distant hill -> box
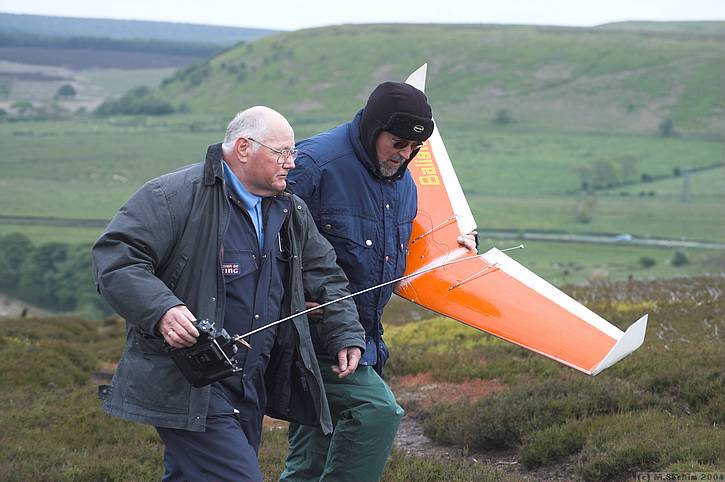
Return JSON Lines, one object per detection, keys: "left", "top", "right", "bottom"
{"left": 0, "top": 31, "right": 224, "bottom": 69}
{"left": 0, "top": 31, "right": 223, "bottom": 57}
{"left": 156, "top": 22, "right": 725, "bottom": 137}
{"left": 0, "top": 12, "right": 279, "bottom": 45}
{"left": 0, "top": 12, "right": 281, "bottom": 69}
{"left": 596, "top": 21, "right": 725, "bottom": 37}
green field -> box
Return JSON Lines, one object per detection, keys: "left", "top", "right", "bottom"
{"left": 80, "top": 67, "right": 178, "bottom": 98}
{"left": 1, "top": 116, "right": 723, "bottom": 234}
{"left": 0, "top": 57, "right": 183, "bottom": 108}
{"left": 1, "top": 123, "right": 722, "bottom": 287}
{"left": 494, "top": 239, "right": 725, "bottom": 284}
{"left": 0, "top": 22, "right": 723, "bottom": 305}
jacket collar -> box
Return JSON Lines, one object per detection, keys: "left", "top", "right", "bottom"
{"left": 203, "top": 143, "right": 225, "bottom": 186}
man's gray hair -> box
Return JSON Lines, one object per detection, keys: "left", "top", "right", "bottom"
{"left": 222, "top": 109, "right": 267, "bottom": 153}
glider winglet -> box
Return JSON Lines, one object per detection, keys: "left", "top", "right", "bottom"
{"left": 405, "top": 63, "right": 428, "bottom": 91}
{"left": 591, "top": 315, "right": 648, "bottom": 375}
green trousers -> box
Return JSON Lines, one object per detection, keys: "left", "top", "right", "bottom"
{"left": 280, "top": 363, "right": 404, "bottom": 482}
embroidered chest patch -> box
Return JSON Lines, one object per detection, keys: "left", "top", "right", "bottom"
{"left": 222, "top": 263, "right": 240, "bottom": 276}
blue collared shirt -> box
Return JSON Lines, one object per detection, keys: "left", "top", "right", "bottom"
{"left": 223, "top": 161, "right": 264, "bottom": 249}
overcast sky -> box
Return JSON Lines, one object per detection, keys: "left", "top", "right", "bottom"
{"left": 1, "top": 0, "right": 724, "bottom": 30}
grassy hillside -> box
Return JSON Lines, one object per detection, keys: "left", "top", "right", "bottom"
{"left": 158, "top": 23, "right": 725, "bottom": 136}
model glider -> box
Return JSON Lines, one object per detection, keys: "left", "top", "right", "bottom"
{"left": 395, "top": 64, "right": 647, "bottom": 375}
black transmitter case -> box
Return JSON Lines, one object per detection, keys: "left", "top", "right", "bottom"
{"left": 167, "top": 319, "right": 242, "bottom": 388}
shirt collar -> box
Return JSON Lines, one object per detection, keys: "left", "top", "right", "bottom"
{"left": 223, "top": 161, "right": 262, "bottom": 211}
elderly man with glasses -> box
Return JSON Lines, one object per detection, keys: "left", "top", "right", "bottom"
{"left": 92, "top": 106, "right": 365, "bottom": 481}
{"left": 281, "top": 82, "right": 477, "bottom": 481}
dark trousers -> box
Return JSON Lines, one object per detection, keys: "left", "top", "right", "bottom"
{"left": 156, "top": 381, "right": 265, "bottom": 482}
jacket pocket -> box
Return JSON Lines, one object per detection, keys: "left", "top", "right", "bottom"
{"left": 137, "top": 332, "right": 166, "bottom": 355}
{"left": 319, "top": 213, "right": 377, "bottom": 269}
{"left": 125, "top": 344, "right": 190, "bottom": 413}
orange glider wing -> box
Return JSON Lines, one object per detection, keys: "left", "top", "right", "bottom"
{"left": 395, "top": 65, "right": 646, "bottom": 375}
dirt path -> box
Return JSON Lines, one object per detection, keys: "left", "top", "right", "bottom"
{"left": 391, "top": 373, "right": 504, "bottom": 459}
{"left": 0, "top": 293, "right": 49, "bottom": 319}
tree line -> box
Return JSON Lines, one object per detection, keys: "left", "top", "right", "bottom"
{"left": 95, "top": 85, "right": 180, "bottom": 116}
{"left": 0, "top": 31, "right": 221, "bottom": 58}
{"left": 0, "top": 233, "right": 111, "bottom": 318}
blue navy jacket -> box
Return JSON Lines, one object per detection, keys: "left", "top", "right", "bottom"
{"left": 288, "top": 111, "right": 417, "bottom": 372}
{"left": 211, "top": 190, "right": 289, "bottom": 449}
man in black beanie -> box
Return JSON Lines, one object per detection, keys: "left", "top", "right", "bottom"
{"left": 358, "top": 81, "right": 434, "bottom": 178}
{"left": 281, "top": 80, "right": 476, "bottom": 481}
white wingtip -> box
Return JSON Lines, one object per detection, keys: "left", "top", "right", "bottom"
{"left": 591, "top": 314, "right": 648, "bottom": 375}
{"left": 405, "top": 63, "right": 428, "bottom": 92}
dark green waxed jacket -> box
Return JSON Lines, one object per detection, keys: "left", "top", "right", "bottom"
{"left": 92, "top": 143, "right": 364, "bottom": 433}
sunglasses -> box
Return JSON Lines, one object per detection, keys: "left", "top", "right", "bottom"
{"left": 391, "top": 138, "right": 424, "bottom": 151}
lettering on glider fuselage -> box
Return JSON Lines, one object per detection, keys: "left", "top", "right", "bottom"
{"left": 412, "top": 146, "right": 440, "bottom": 186}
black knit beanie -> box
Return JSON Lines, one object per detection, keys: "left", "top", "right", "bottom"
{"left": 359, "top": 81, "right": 434, "bottom": 178}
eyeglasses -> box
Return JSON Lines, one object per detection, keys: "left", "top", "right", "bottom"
{"left": 391, "top": 138, "right": 423, "bottom": 151}
{"left": 248, "top": 137, "right": 298, "bottom": 165}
